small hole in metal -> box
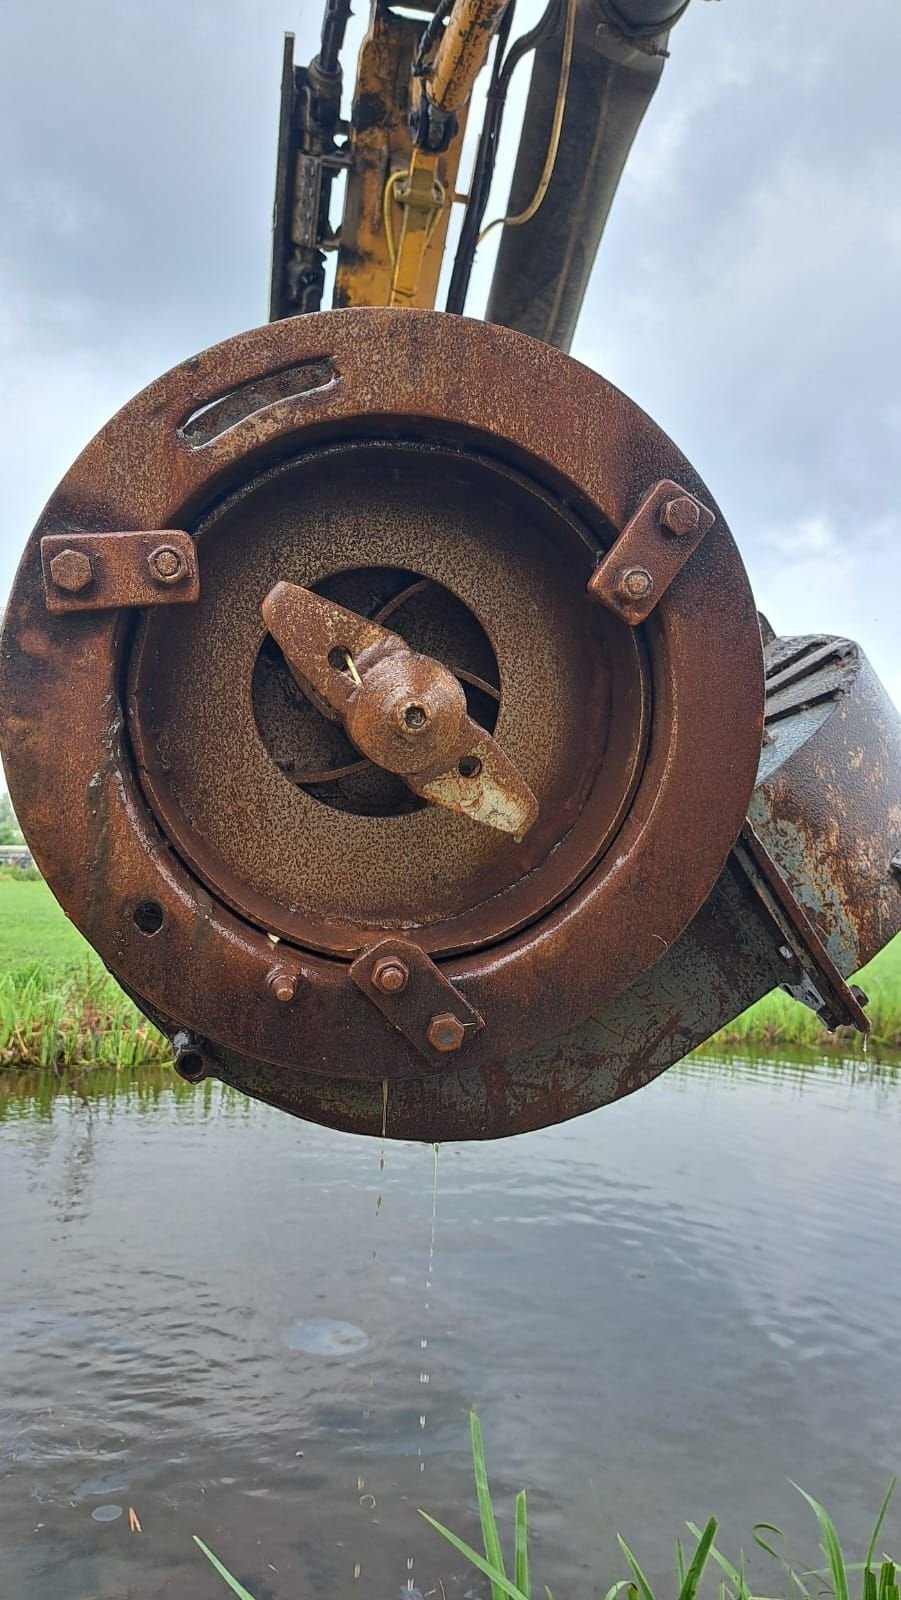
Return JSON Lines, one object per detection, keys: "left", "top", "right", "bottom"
{"left": 404, "top": 703, "right": 427, "bottom": 729}
{"left": 328, "top": 646, "right": 350, "bottom": 671}
{"left": 133, "top": 901, "right": 164, "bottom": 935}
{"left": 458, "top": 756, "right": 482, "bottom": 779}
{"left": 176, "top": 1051, "right": 206, "bottom": 1082}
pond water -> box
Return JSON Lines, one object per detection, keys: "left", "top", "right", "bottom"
{"left": 1, "top": 1052, "right": 900, "bottom": 1600}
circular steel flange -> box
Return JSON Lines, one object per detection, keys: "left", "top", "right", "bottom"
{"left": 0, "top": 308, "right": 764, "bottom": 1136}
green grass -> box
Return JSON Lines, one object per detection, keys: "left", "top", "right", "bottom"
{"left": 0, "top": 875, "right": 897, "bottom": 1072}
{"left": 0, "top": 878, "right": 166, "bottom": 1071}
{"left": 0, "top": 965, "right": 167, "bottom": 1071}
{"left": 193, "top": 1416, "right": 899, "bottom": 1600}
{"left": 706, "top": 936, "right": 901, "bottom": 1055}
{"left": 0, "top": 875, "right": 97, "bottom": 971}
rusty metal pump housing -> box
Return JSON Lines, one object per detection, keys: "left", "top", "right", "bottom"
{"left": 2, "top": 309, "right": 899, "bottom": 1139}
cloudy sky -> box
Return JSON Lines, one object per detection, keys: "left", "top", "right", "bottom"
{"left": 1, "top": 0, "right": 899, "bottom": 707}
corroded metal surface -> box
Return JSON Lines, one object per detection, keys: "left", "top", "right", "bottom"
{"left": 41, "top": 531, "right": 198, "bottom": 613}
{"left": 734, "top": 820, "right": 870, "bottom": 1034}
{"left": 1, "top": 307, "right": 772, "bottom": 1134}
{"left": 751, "top": 639, "right": 901, "bottom": 976}
{"left": 333, "top": 4, "right": 468, "bottom": 313}
{"left": 208, "top": 638, "right": 901, "bottom": 1139}
{"left": 350, "top": 937, "right": 484, "bottom": 1063}
{"left": 587, "top": 478, "right": 714, "bottom": 625}
{"left": 262, "top": 581, "right": 539, "bottom": 833}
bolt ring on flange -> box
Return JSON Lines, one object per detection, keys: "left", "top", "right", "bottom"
{"left": 0, "top": 308, "right": 763, "bottom": 1134}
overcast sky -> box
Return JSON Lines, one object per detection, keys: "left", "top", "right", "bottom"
{"left": 1, "top": 0, "right": 899, "bottom": 709}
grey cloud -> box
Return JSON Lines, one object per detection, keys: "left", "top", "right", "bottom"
{"left": 1, "top": 0, "right": 898, "bottom": 702}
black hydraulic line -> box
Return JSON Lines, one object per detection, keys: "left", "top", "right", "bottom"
{"left": 484, "top": 0, "right": 692, "bottom": 351}
{"left": 318, "top": 0, "right": 353, "bottom": 76}
{"left": 598, "top": 0, "right": 691, "bottom": 35}
{"left": 446, "top": 0, "right": 565, "bottom": 316}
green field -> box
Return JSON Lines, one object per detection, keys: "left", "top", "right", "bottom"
{"left": 0, "top": 876, "right": 167, "bottom": 1071}
{"left": 0, "top": 876, "right": 898, "bottom": 1072}
{"left": 0, "top": 874, "right": 98, "bottom": 969}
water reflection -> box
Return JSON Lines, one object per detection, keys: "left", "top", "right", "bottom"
{"left": 0, "top": 1052, "right": 899, "bottom": 1599}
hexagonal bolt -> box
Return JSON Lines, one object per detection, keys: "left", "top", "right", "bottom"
{"left": 49, "top": 548, "right": 94, "bottom": 594}
{"left": 660, "top": 496, "right": 701, "bottom": 537}
{"left": 426, "top": 1011, "right": 466, "bottom": 1053}
{"left": 615, "top": 566, "right": 653, "bottom": 604}
{"left": 148, "top": 544, "right": 188, "bottom": 585}
{"left": 371, "top": 957, "right": 409, "bottom": 995}
{"left": 267, "top": 968, "right": 298, "bottom": 1004}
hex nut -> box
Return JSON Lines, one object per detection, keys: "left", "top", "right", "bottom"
{"left": 148, "top": 544, "right": 188, "bottom": 585}
{"left": 426, "top": 1011, "right": 466, "bottom": 1053}
{"left": 371, "top": 957, "right": 409, "bottom": 995}
{"left": 616, "top": 566, "right": 653, "bottom": 603}
{"left": 49, "top": 548, "right": 94, "bottom": 593}
{"left": 661, "top": 496, "right": 701, "bottom": 537}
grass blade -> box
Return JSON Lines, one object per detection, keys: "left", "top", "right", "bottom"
{"left": 419, "top": 1512, "right": 528, "bottom": 1600}
{"left": 616, "top": 1533, "right": 657, "bottom": 1600}
{"left": 471, "top": 1410, "right": 508, "bottom": 1600}
{"left": 753, "top": 1524, "right": 788, "bottom": 1563}
{"left": 679, "top": 1516, "right": 718, "bottom": 1600}
{"left": 791, "top": 1484, "right": 849, "bottom": 1600}
{"left": 193, "top": 1536, "right": 259, "bottom": 1600}
{"left": 865, "top": 1570, "right": 878, "bottom": 1600}
{"left": 687, "top": 1521, "right": 750, "bottom": 1599}
{"left": 867, "top": 1482, "right": 897, "bottom": 1573}
{"left": 514, "top": 1488, "right": 530, "bottom": 1598}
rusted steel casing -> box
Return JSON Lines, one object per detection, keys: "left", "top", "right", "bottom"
{"left": 1, "top": 307, "right": 898, "bottom": 1140}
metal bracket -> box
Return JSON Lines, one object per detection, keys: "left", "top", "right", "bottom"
{"left": 587, "top": 478, "right": 715, "bottom": 625}
{"left": 734, "top": 821, "right": 870, "bottom": 1033}
{"left": 292, "top": 149, "right": 352, "bottom": 252}
{"left": 41, "top": 531, "right": 199, "bottom": 614}
{"left": 350, "top": 937, "right": 484, "bottom": 1064}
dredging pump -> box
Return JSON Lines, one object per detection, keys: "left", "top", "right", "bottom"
{"left": 2, "top": 0, "right": 899, "bottom": 1140}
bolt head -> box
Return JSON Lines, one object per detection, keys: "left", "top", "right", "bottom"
{"left": 372, "top": 957, "right": 409, "bottom": 995}
{"left": 397, "top": 701, "right": 429, "bottom": 735}
{"left": 616, "top": 566, "right": 653, "bottom": 603}
{"left": 426, "top": 1011, "right": 466, "bottom": 1053}
{"left": 49, "top": 548, "right": 94, "bottom": 593}
{"left": 267, "top": 969, "right": 297, "bottom": 1004}
{"left": 148, "top": 544, "right": 188, "bottom": 585}
{"left": 661, "top": 496, "right": 701, "bottom": 537}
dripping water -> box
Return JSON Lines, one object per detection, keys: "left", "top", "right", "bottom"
{"left": 355, "top": 1080, "right": 390, "bottom": 1584}
{"left": 407, "top": 1142, "right": 440, "bottom": 1594}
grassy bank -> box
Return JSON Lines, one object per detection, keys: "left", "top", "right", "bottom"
{"left": 0, "top": 876, "right": 898, "bottom": 1072}
{"left": 703, "top": 935, "right": 901, "bottom": 1054}
{"left": 0, "top": 877, "right": 168, "bottom": 1071}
